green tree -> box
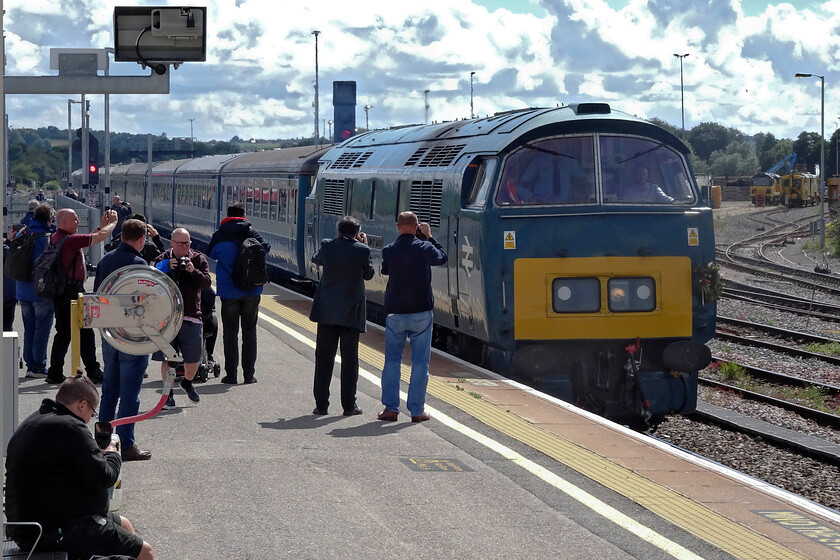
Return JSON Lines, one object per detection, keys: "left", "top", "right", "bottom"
{"left": 792, "top": 131, "right": 823, "bottom": 172}
{"left": 708, "top": 140, "right": 759, "bottom": 176}
{"left": 687, "top": 122, "right": 734, "bottom": 161}
{"left": 759, "top": 139, "right": 795, "bottom": 173}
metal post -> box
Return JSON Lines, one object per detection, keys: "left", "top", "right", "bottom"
{"left": 470, "top": 71, "right": 475, "bottom": 119}
{"left": 312, "top": 30, "right": 320, "bottom": 148}
{"left": 188, "top": 118, "right": 195, "bottom": 154}
{"left": 146, "top": 134, "right": 153, "bottom": 226}
{"left": 364, "top": 105, "right": 372, "bottom": 130}
{"left": 673, "top": 53, "right": 689, "bottom": 137}
{"left": 67, "top": 99, "right": 72, "bottom": 190}
{"left": 103, "top": 50, "right": 110, "bottom": 210}
{"left": 81, "top": 95, "right": 88, "bottom": 193}
{"left": 820, "top": 75, "right": 825, "bottom": 250}
{"left": 424, "top": 89, "right": 430, "bottom": 124}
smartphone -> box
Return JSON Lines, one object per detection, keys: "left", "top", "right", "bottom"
{"left": 94, "top": 421, "right": 113, "bottom": 449}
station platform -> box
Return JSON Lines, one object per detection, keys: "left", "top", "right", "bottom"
{"left": 11, "top": 282, "right": 840, "bottom": 559}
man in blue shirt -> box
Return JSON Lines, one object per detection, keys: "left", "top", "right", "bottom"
{"left": 377, "top": 212, "right": 447, "bottom": 423}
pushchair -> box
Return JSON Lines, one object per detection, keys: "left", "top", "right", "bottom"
{"left": 193, "top": 287, "right": 220, "bottom": 383}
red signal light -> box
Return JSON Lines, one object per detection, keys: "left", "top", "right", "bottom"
{"left": 89, "top": 164, "right": 98, "bottom": 174}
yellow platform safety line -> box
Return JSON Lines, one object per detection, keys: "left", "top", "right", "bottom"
{"left": 258, "top": 295, "right": 805, "bottom": 560}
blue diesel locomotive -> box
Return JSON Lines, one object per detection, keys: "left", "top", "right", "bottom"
{"left": 105, "top": 103, "right": 716, "bottom": 426}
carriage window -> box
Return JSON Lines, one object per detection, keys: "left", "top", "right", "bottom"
{"left": 600, "top": 136, "right": 695, "bottom": 205}
{"left": 290, "top": 189, "right": 297, "bottom": 224}
{"left": 496, "top": 137, "right": 595, "bottom": 205}
{"left": 261, "top": 188, "right": 270, "bottom": 219}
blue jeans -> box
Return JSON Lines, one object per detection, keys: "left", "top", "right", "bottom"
{"left": 20, "top": 298, "right": 54, "bottom": 373}
{"left": 380, "top": 311, "right": 434, "bottom": 416}
{"left": 99, "top": 340, "right": 150, "bottom": 450}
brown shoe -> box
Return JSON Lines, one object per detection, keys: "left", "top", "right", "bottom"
{"left": 411, "top": 412, "right": 431, "bottom": 423}
{"left": 377, "top": 409, "right": 398, "bottom": 421}
{"left": 122, "top": 445, "right": 152, "bottom": 461}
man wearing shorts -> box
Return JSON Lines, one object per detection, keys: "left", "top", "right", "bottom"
{"left": 154, "top": 228, "right": 211, "bottom": 406}
{"left": 5, "top": 376, "right": 156, "bottom": 559}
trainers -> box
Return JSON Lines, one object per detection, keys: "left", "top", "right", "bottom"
{"left": 25, "top": 371, "right": 47, "bottom": 379}
{"left": 163, "top": 395, "right": 176, "bottom": 409}
{"left": 180, "top": 378, "right": 200, "bottom": 403}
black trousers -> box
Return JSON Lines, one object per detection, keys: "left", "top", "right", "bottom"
{"left": 220, "top": 295, "right": 260, "bottom": 380}
{"left": 48, "top": 283, "right": 100, "bottom": 378}
{"left": 313, "top": 323, "right": 360, "bottom": 412}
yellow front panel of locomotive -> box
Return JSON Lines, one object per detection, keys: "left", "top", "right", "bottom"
{"left": 513, "top": 257, "right": 693, "bottom": 340}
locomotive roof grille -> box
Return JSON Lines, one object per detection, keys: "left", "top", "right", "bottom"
{"left": 330, "top": 150, "right": 374, "bottom": 170}
{"left": 405, "top": 144, "right": 467, "bottom": 167}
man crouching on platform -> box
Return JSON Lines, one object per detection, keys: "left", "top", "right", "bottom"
{"left": 4, "top": 375, "right": 157, "bottom": 559}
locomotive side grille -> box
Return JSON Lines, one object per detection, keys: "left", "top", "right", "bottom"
{"left": 417, "top": 144, "right": 466, "bottom": 167}
{"left": 405, "top": 147, "right": 428, "bottom": 166}
{"left": 409, "top": 179, "right": 443, "bottom": 226}
{"left": 322, "top": 179, "right": 345, "bottom": 215}
{"left": 352, "top": 151, "right": 375, "bottom": 168}
{"left": 331, "top": 152, "right": 362, "bottom": 170}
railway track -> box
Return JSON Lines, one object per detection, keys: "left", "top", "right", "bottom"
{"left": 701, "top": 358, "right": 840, "bottom": 427}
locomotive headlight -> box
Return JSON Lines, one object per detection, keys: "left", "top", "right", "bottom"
{"left": 608, "top": 277, "right": 656, "bottom": 312}
{"left": 551, "top": 277, "right": 600, "bottom": 313}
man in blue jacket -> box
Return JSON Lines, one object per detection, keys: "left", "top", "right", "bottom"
{"left": 309, "top": 216, "right": 374, "bottom": 416}
{"left": 93, "top": 219, "right": 154, "bottom": 462}
{"left": 207, "top": 202, "right": 269, "bottom": 385}
{"left": 377, "top": 211, "right": 447, "bottom": 423}
{"left": 15, "top": 204, "right": 54, "bottom": 377}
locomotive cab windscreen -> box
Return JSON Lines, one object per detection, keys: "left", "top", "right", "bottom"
{"left": 496, "top": 135, "right": 696, "bottom": 206}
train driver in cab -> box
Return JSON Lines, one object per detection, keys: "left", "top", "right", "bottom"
{"left": 618, "top": 164, "right": 674, "bottom": 203}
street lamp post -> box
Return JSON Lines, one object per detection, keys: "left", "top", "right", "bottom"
{"left": 835, "top": 120, "right": 839, "bottom": 177}
{"left": 424, "top": 89, "right": 430, "bottom": 124}
{"left": 328, "top": 120, "right": 333, "bottom": 141}
{"left": 312, "top": 30, "right": 320, "bottom": 147}
{"left": 673, "top": 53, "right": 689, "bottom": 137}
{"left": 364, "top": 105, "right": 372, "bottom": 130}
{"left": 67, "top": 98, "right": 81, "bottom": 191}
{"left": 470, "top": 71, "right": 475, "bottom": 119}
{"left": 795, "top": 72, "right": 826, "bottom": 252}
{"left": 188, "top": 118, "right": 195, "bottom": 154}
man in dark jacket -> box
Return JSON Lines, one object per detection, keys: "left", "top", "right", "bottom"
{"left": 153, "top": 227, "right": 211, "bottom": 406}
{"left": 93, "top": 219, "right": 154, "bottom": 462}
{"left": 309, "top": 216, "right": 374, "bottom": 416}
{"left": 15, "top": 204, "right": 54, "bottom": 375}
{"left": 377, "top": 212, "right": 447, "bottom": 423}
{"left": 207, "top": 202, "right": 269, "bottom": 385}
{"left": 5, "top": 376, "right": 156, "bottom": 559}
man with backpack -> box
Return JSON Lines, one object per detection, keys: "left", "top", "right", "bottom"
{"left": 12, "top": 204, "right": 54, "bottom": 377}
{"left": 207, "top": 202, "right": 269, "bottom": 385}
{"left": 45, "top": 208, "right": 117, "bottom": 385}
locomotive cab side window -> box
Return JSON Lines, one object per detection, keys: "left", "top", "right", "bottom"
{"left": 467, "top": 158, "right": 497, "bottom": 209}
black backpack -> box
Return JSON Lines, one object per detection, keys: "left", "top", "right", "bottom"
{"left": 5, "top": 227, "right": 49, "bottom": 281}
{"left": 33, "top": 236, "right": 71, "bottom": 298}
{"left": 233, "top": 236, "right": 268, "bottom": 290}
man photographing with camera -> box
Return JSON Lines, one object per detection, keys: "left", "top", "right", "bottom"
{"left": 153, "top": 228, "right": 211, "bottom": 407}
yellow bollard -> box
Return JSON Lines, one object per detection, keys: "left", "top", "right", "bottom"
{"left": 70, "top": 296, "right": 84, "bottom": 376}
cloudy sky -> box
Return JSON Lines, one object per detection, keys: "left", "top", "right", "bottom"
{"left": 3, "top": 0, "right": 839, "bottom": 143}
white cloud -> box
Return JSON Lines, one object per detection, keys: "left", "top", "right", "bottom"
{"left": 2, "top": 0, "right": 840, "bottom": 142}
